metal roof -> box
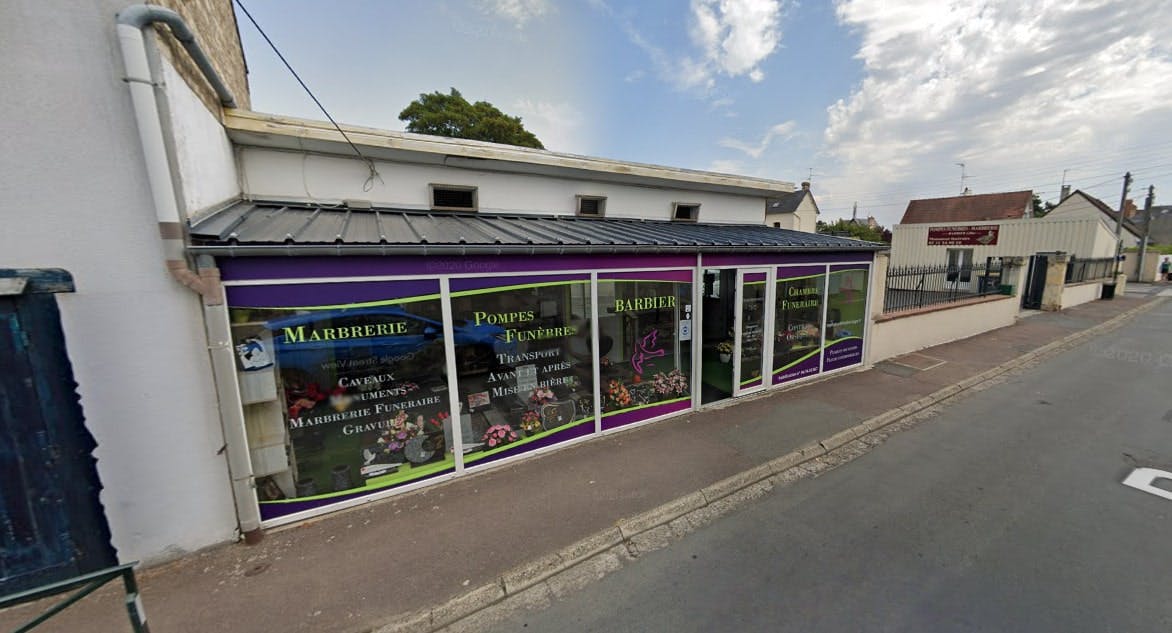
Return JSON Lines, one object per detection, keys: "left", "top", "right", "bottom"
{"left": 187, "top": 201, "right": 885, "bottom": 256}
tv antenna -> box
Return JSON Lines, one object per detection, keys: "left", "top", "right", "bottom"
{"left": 956, "top": 162, "right": 969, "bottom": 194}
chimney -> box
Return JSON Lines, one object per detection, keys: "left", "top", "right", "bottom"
{"left": 801, "top": 181, "right": 810, "bottom": 191}
{"left": 1060, "top": 184, "right": 1070, "bottom": 200}
{"left": 1124, "top": 199, "right": 1138, "bottom": 218}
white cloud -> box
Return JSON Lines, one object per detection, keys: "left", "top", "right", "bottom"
{"left": 590, "top": 0, "right": 784, "bottom": 92}
{"left": 720, "top": 121, "right": 797, "bottom": 158}
{"left": 819, "top": 0, "right": 1172, "bottom": 226}
{"left": 685, "top": 0, "right": 784, "bottom": 86}
{"left": 511, "top": 99, "right": 589, "bottom": 153}
{"left": 480, "top": 0, "right": 550, "bottom": 28}
{"left": 708, "top": 159, "right": 745, "bottom": 174}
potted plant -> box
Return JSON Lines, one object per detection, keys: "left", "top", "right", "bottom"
{"left": 518, "top": 410, "right": 542, "bottom": 436}
{"left": 717, "top": 340, "right": 734, "bottom": 363}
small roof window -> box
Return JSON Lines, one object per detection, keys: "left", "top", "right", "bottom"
{"left": 430, "top": 184, "right": 478, "bottom": 211}
{"left": 672, "top": 202, "right": 700, "bottom": 222}
{"left": 577, "top": 195, "right": 606, "bottom": 217}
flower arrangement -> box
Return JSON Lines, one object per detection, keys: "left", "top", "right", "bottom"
{"left": 426, "top": 410, "right": 449, "bottom": 432}
{"left": 716, "top": 341, "right": 734, "bottom": 354}
{"left": 651, "top": 369, "right": 689, "bottom": 397}
{"left": 606, "top": 379, "right": 631, "bottom": 408}
{"left": 529, "top": 387, "right": 555, "bottom": 405}
{"left": 482, "top": 424, "right": 519, "bottom": 448}
{"left": 376, "top": 410, "right": 418, "bottom": 454}
{"left": 519, "top": 410, "right": 543, "bottom": 434}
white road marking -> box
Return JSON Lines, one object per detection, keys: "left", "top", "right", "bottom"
{"left": 1122, "top": 468, "right": 1172, "bottom": 501}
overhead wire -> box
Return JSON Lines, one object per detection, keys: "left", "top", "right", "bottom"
{"left": 233, "top": 0, "right": 384, "bottom": 191}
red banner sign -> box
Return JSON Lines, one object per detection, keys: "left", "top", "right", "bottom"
{"left": 927, "top": 225, "right": 999, "bottom": 246}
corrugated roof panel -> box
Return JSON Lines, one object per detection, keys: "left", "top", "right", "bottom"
{"left": 189, "top": 201, "right": 884, "bottom": 252}
{"left": 342, "top": 211, "right": 381, "bottom": 243}
{"left": 294, "top": 209, "right": 349, "bottom": 243}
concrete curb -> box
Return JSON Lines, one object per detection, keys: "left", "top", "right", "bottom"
{"left": 372, "top": 297, "right": 1163, "bottom": 633}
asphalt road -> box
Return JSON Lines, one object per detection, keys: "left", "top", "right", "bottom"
{"left": 484, "top": 302, "right": 1172, "bottom": 633}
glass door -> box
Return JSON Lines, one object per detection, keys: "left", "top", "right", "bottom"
{"left": 700, "top": 268, "right": 736, "bottom": 405}
{"left": 734, "top": 269, "right": 769, "bottom": 396}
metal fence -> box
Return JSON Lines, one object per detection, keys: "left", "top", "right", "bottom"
{"left": 884, "top": 259, "right": 1005, "bottom": 313}
{"left": 1064, "top": 256, "right": 1115, "bottom": 284}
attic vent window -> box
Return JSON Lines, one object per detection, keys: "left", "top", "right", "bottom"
{"left": 672, "top": 202, "right": 700, "bottom": 222}
{"left": 577, "top": 195, "right": 606, "bottom": 217}
{"left": 430, "top": 184, "right": 478, "bottom": 211}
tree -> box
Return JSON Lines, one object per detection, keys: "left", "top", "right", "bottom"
{"left": 399, "top": 88, "right": 544, "bottom": 149}
{"left": 817, "top": 218, "right": 888, "bottom": 243}
{"left": 1031, "top": 194, "right": 1055, "bottom": 218}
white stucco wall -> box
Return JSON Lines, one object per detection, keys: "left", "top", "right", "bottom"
{"left": 159, "top": 60, "right": 239, "bottom": 217}
{"left": 238, "top": 148, "right": 771, "bottom": 223}
{"left": 1, "top": 2, "right": 237, "bottom": 563}
{"left": 890, "top": 217, "right": 1110, "bottom": 267}
{"left": 1060, "top": 282, "right": 1103, "bottom": 308}
{"left": 870, "top": 295, "right": 1021, "bottom": 362}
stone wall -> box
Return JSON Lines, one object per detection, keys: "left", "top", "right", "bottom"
{"left": 153, "top": 0, "right": 250, "bottom": 115}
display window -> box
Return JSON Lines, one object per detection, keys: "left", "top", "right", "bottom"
{"left": 822, "top": 265, "right": 869, "bottom": 371}
{"left": 773, "top": 267, "right": 827, "bottom": 385}
{"left": 597, "top": 271, "right": 694, "bottom": 430}
{"left": 448, "top": 274, "right": 595, "bottom": 466}
{"left": 226, "top": 280, "right": 454, "bottom": 521}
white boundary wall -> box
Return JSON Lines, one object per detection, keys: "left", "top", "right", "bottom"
{"left": 870, "top": 296, "right": 1021, "bottom": 363}
{"left": 1060, "top": 282, "right": 1103, "bottom": 309}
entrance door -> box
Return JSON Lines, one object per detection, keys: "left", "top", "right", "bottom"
{"left": 733, "top": 269, "right": 769, "bottom": 396}
{"left": 700, "top": 268, "right": 736, "bottom": 405}
{"left": 0, "top": 271, "right": 115, "bottom": 594}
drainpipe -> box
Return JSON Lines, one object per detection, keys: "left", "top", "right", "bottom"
{"left": 116, "top": 5, "right": 263, "bottom": 544}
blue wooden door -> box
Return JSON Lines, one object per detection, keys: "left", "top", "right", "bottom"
{"left": 0, "top": 271, "right": 115, "bottom": 595}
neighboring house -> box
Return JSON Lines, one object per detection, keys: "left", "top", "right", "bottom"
{"left": 1, "top": 1, "right": 881, "bottom": 570}
{"left": 890, "top": 189, "right": 1138, "bottom": 269}
{"left": 1045, "top": 189, "right": 1144, "bottom": 243}
{"left": 765, "top": 181, "right": 819, "bottom": 232}
{"left": 1133, "top": 205, "right": 1172, "bottom": 244}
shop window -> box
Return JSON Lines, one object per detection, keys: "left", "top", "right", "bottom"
{"left": 448, "top": 275, "right": 595, "bottom": 466}
{"left": 577, "top": 195, "right": 606, "bottom": 217}
{"left": 227, "top": 280, "right": 454, "bottom": 522}
{"left": 672, "top": 202, "right": 700, "bottom": 222}
{"left": 773, "top": 268, "right": 826, "bottom": 385}
{"left": 597, "top": 272, "right": 694, "bottom": 430}
{"left": 430, "top": 184, "right": 478, "bottom": 211}
{"left": 823, "top": 265, "right": 869, "bottom": 372}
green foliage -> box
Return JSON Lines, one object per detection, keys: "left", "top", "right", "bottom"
{"left": 1032, "top": 194, "right": 1055, "bottom": 217}
{"left": 817, "top": 218, "right": 888, "bottom": 243}
{"left": 399, "top": 88, "right": 544, "bottom": 149}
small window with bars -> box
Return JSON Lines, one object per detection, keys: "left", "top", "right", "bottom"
{"left": 576, "top": 195, "right": 606, "bottom": 217}
{"left": 430, "top": 184, "right": 478, "bottom": 211}
{"left": 672, "top": 202, "right": 700, "bottom": 221}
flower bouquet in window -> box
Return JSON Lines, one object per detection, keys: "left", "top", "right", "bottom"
{"left": 651, "top": 369, "right": 689, "bottom": 398}
{"left": 374, "top": 410, "right": 418, "bottom": 460}
{"left": 717, "top": 341, "right": 734, "bottom": 363}
{"left": 482, "top": 424, "right": 519, "bottom": 448}
{"left": 529, "top": 387, "right": 556, "bottom": 406}
{"left": 518, "top": 410, "right": 543, "bottom": 435}
{"left": 605, "top": 379, "right": 631, "bottom": 410}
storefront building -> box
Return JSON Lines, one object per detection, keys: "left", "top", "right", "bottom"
{"left": 191, "top": 203, "right": 882, "bottom": 525}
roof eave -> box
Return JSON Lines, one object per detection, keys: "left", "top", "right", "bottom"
{"left": 188, "top": 243, "right": 887, "bottom": 258}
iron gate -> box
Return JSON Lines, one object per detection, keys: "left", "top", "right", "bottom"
{"left": 0, "top": 269, "right": 115, "bottom": 596}
{"left": 1021, "top": 254, "right": 1048, "bottom": 310}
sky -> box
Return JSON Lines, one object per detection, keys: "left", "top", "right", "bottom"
{"left": 233, "top": 0, "right": 1172, "bottom": 227}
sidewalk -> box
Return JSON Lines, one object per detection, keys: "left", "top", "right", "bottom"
{"left": 2, "top": 294, "right": 1163, "bottom": 633}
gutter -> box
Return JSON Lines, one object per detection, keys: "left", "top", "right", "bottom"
{"left": 116, "top": 5, "right": 263, "bottom": 544}
{"left": 187, "top": 243, "right": 889, "bottom": 257}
